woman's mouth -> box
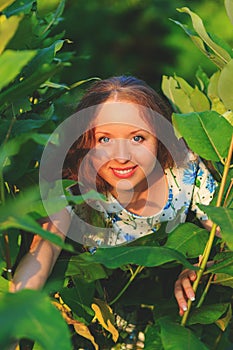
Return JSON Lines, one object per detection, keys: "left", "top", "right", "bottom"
{"left": 111, "top": 166, "right": 137, "bottom": 178}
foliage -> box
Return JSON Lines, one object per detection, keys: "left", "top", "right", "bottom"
{"left": 0, "top": 1, "right": 233, "bottom": 350}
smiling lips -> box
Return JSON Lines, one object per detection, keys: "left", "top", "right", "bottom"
{"left": 111, "top": 165, "right": 138, "bottom": 178}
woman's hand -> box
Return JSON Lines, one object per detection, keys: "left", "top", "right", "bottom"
{"left": 174, "top": 269, "right": 197, "bottom": 316}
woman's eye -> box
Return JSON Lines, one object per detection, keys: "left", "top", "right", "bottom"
{"left": 132, "top": 135, "right": 144, "bottom": 143}
{"left": 99, "top": 136, "right": 110, "bottom": 143}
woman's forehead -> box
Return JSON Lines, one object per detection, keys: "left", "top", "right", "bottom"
{"left": 92, "top": 101, "right": 154, "bottom": 131}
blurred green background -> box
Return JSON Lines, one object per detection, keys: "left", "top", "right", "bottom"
{"left": 55, "top": 0, "right": 233, "bottom": 94}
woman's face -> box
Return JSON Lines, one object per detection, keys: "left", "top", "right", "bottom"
{"left": 90, "top": 101, "right": 158, "bottom": 195}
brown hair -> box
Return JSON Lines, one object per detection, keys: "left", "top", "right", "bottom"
{"left": 63, "top": 76, "right": 175, "bottom": 193}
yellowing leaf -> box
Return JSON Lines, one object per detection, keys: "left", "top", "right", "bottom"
{"left": 52, "top": 299, "right": 99, "bottom": 350}
{"left": 215, "top": 304, "right": 232, "bottom": 331}
{"left": 0, "top": 0, "right": 16, "bottom": 12}
{"left": 91, "top": 299, "right": 119, "bottom": 342}
{"left": 0, "top": 14, "right": 22, "bottom": 54}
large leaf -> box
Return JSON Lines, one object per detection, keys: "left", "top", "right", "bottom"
{"left": 165, "top": 223, "right": 208, "bottom": 258}
{"left": 77, "top": 246, "right": 196, "bottom": 270}
{"left": 0, "top": 41, "right": 66, "bottom": 108}
{"left": 158, "top": 317, "right": 209, "bottom": 350}
{"left": 0, "top": 132, "right": 49, "bottom": 174}
{"left": 0, "top": 0, "right": 15, "bottom": 11}
{"left": 0, "top": 49, "right": 36, "bottom": 91}
{"left": 172, "top": 110, "right": 233, "bottom": 161}
{"left": 0, "top": 14, "right": 22, "bottom": 54}
{"left": 199, "top": 205, "right": 233, "bottom": 250}
{"left": 187, "top": 303, "right": 229, "bottom": 325}
{"left": 213, "top": 273, "right": 233, "bottom": 288}
{"left": 162, "top": 76, "right": 210, "bottom": 114}
{"left": 177, "top": 7, "right": 231, "bottom": 67}
{"left": 218, "top": 59, "right": 233, "bottom": 110}
{"left": 0, "top": 214, "right": 73, "bottom": 252}
{"left": 0, "top": 289, "right": 72, "bottom": 350}
{"left": 225, "top": 0, "right": 233, "bottom": 26}
{"left": 37, "top": 0, "right": 62, "bottom": 16}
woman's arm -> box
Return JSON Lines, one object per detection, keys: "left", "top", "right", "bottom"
{"left": 10, "top": 208, "right": 71, "bottom": 292}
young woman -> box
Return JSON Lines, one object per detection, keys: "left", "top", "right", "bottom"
{"left": 10, "top": 76, "right": 218, "bottom": 319}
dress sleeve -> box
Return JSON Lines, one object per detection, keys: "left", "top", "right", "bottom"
{"left": 191, "top": 160, "right": 218, "bottom": 220}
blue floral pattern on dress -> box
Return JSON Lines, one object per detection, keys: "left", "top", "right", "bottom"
{"left": 163, "top": 188, "right": 173, "bottom": 209}
{"left": 183, "top": 162, "right": 198, "bottom": 185}
{"left": 206, "top": 173, "right": 217, "bottom": 193}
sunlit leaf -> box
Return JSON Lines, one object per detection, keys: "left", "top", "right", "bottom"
{"left": 0, "top": 0, "right": 15, "bottom": 11}
{"left": 92, "top": 299, "right": 119, "bottom": 342}
{"left": 0, "top": 14, "right": 22, "bottom": 54}
{"left": 37, "top": 0, "right": 63, "bottom": 17}
{"left": 53, "top": 293, "right": 98, "bottom": 349}
{"left": 218, "top": 59, "right": 233, "bottom": 110}
{"left": 225, "top": 0, "right": 233, "bottom": 26}
{"left": 0, "top": 290, "right": 72, "bottom": 350}
{"left": 178, "top": 7, "right": 231, "bottom": 66}
{"left": 0, "top": 50, "right": 36, "bottom": 91}
{"left": 213, "top": 273, "right": 233, "bottom": 288}
{"left": 172, "top": 110, "right": 233, "bottom": 161}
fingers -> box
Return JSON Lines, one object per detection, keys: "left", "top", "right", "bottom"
{"left": 174, "top": 269, "right": 197, "bottom": 316}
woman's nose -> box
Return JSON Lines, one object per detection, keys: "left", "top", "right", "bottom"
{"left": 112, "top": 139, "right": 132, "bottom": 162}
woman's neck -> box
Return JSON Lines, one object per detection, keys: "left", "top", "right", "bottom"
{"left": 111, "top": 169, "right": 168, "bottom": 216}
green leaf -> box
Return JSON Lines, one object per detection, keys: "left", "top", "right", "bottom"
{"left": 225, "top": 0, "right": 233, "bottom": 26}
{"left": 65, "top": 257, "right": 108, "bottom": 282}
{"left": 0, "top": 214, "right": 74, "bottom": 252}
{"left": 60, "top": 277, "right": 95, "bottom": 324}
{"left": 78, "top": 246, "right": 196, "bottom": 270}
{"left": 165, "top": 223, "right": 208, "bottom": 258}
{"left": 162, "top": 75, "right": 210, "bottom": 114}
{"left": 0, "top": 41, "right": 66, "bottom": 108}
{"left": 0, "top": 132, "right": 49, "bottom": 173}
{"left": 0, "top": 14, "right": 22, "bottom": 54}
{"left": 218, "top": 59, "right": 233, "bottom": 110}
{"left": 37, "top": 0, "right": 63, "bottom": 17}
{"left": 199, "top": 205, "right": 233, "bottom": 250}
{"left": 158, "top": 317, "right": 209, "bottom": 350}
{"left": 0, "top": 0, "right": 15, "bottom": 11}
{"left": 213, "top": 273, "right": 233, "bottom": 288}
{"left": 178, "top": 7, "right": 231, "bottom": 67}
{"left": 0, "top": 50, "right": 36, "bottom": 91}
{"left": 0, "top": 289, "right": 72, "bottom": 350}
{"left": 187, "top": 303, "right": 229, "bottom": 325}
{"left": 172, "top": 110, "right": 233, "bottom": 161}
{"left": 162, "top": 75, "right": 194, "bottom": 113}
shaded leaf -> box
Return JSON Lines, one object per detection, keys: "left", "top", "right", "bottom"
{"left": 0, "top": 290, "right": 72, "bottom": 350}
{"left": 187, "top": 303, "right": 229, "bottom": 325}
{"left": 53, "top": 298, "right": 98, "bottom": 350}
{"left": 159, "top": 317, "right": 209, "bottom": 350}
{"left": 213, "top": 273, "right": 233, "bottom": 288}
{"left": 165, "top": 223, "right": 208, "bottom": 258}
{"left": 78, "top": 246, "right": 196, "bottom": 270}
{"left": 92, "top": 299, "right": 119, "bottom": 342}
{"left": 215, "top": 304, "right": 232, "bottom": 331}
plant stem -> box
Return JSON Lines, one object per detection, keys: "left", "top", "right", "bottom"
{"left": 196, "top": 273, "right": 214, "bottom": 308}
{"left": 181, "top": 134, "right": 233, "bottom": 326}
{"left": 109, "top": 266, "right": 143, "bottom": 305}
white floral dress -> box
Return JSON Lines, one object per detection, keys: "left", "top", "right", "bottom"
{"left": 69, "top": 154, "right": 217, "bottom": 247}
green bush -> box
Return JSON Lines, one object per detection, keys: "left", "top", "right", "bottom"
{"left": 0, "top": 1, "right": 233, "bottom": 350}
